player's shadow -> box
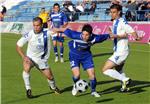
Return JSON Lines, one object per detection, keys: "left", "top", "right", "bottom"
{"left": 97, "top": 80, "right": 121, "bottom": 95}
{"left": 96, "top": 80, "right": 150, "bottom": 95}
{"left": 77, "top": 94, "right": 115, "bottom": 103}
{"left": 64, "top": 59, "right": 69, "bottom": 62}
{"left": 61, "top": 79, "right": 150, "bottom": 96}
{"left": 61, "top": 86, "right": 73, "bottom": 93}
{"left": 32, "top": 92, "right": 54, "bottom": 98}
{"left": 92, "top": 52, "right": 113, "bottom": 58}
{"left": 128, "top": 80, "right": 150, "bottom": 94}
{"left": 4, "top": 92, "right": 53, "bottom": 104}
{"left": 96, "top": 98, "right": 114, "bottom": 103}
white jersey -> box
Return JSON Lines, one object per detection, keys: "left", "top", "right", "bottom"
{"left": 17, "top": 29, "right": 53, "bottom": 60}
{"left": 112, "top": 17, "right": 135, "bottom": 54}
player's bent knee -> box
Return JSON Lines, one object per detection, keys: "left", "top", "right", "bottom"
{"left": 102, "top": 66, "right": 108, "bottom": 72}
{"left": 89, "top": 75, "right": 95, "bottom": 80}
{"left": 23, "top": 69, "right": 30, "bottom": 73}
{"left": 47, "top": 76, "right": 54, "bottom": 80}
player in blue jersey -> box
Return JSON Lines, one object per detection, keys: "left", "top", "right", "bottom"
{"left": 49, "top": 3, "right": 68, "bottom": 63}
{"left": 53, "top": 24, "right": 111, "bottom": 97}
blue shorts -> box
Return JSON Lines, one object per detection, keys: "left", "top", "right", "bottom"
{"left": 69, "top": 51, "right": 94, "bottom": 70}
{"left": 52, "top": 33, "right": 64, "bottom": 42}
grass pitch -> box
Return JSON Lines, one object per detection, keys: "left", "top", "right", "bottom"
{"left": 1, "top": 33, "right": 150, "bottom": 104}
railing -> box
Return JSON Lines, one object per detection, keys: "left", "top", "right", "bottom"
{"left": 4, "top": 10, "right": 150, "bottom": 22}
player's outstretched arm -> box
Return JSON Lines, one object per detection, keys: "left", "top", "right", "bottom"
{"left": 61, "top": 22, "right": 68, "bottom": 28}
{"left": 52, "top": 27, "right": 67, "bottom": 33}
{"left": 130, "top": 32, "right": 142, "bottom": 41}
{"left": 110, "top": 33, "right": 128, "bottom": 39}
{"left": 52, "top": 28, "right": 78, "bottom": 39}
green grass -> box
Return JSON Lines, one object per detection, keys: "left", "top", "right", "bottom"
{"left": 1, "top": 33, "right": 150, "bottom": 104}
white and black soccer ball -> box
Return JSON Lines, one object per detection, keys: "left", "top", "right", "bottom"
{"left": 75, "top": 79, "right": 88, "bottom": 92}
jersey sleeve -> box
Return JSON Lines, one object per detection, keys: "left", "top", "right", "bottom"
{"left": 92, "top": 34, "right": 110, "bottom": 44}
{"left": 64, "top": 29, "right": 81, "bottom": 39}
{"left": 17, "top": 32, "right": 30, "bottom": 47}
{"left": 62, "top": 12, "right": 68, "bottom": 23}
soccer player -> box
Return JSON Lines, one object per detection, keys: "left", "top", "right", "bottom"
{"left": 16, "top": 17, "right": 60, "bottom": 98}
{"left": 53, "top": 24, "right": 111, "bottom": 97}
{"left": 49, "top": 3, "right": 68, "bottom": 63}
{"left": 101, "top": 4, "right": 141, "bottom": 92}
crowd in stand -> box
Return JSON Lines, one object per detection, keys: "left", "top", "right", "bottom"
{"left": 1, "top": 0, "right": 150, "bottom": 22}
{"left": 60, "top": 1, "right": 97, "bottom": 21}
{"left": 55, "top": 0, "right": 150, "bottom": 21}
{"left": 111, "top": 0, "right": 150, "bottom": 21}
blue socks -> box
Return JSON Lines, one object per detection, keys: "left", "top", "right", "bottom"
{"left": 72, "top": 76, "right": 80, "bottom": 83}
{"left": 60, "top": 46, "right": 64, "bottom": 58}
{"left": 53, "top": 46, "right": 58, "bottom": 57}
{"left": 90, "top": 78, "right": 97, "bottom": 92}
{"left": 54, "top": 46, "right": 64, "bottom": 58}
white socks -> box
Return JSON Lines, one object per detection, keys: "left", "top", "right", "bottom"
{"left": 23, "top": 71, "right": 56, "bottom": 90}
{"left": 103, "top": 69, "right": 129, "bottom": 81}
{"left": 47, "top": 79, "right": 56, "bottom": 90}
{"left": 22, "top": 71, "right": 31, "bottom": 90}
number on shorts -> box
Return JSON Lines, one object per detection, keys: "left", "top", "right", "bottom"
{"left": 70, "top": 61, "right": 75, "bottom": 67}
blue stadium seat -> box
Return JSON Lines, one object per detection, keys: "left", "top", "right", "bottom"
{"left": 4, "top": 1, "right": 112, "bottom": 22}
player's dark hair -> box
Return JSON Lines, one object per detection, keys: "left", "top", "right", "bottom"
{"left": 1, "top": 5, "right": 7, "bottom": 14}
{"left": 82, "top": 24, "right": 93, "bottom": 34}
{"left": 53, "top": 3, "right": 60, "bottom": 8}
{"left": 110, "top": 4, "right": 122, "bottom": 17}
{"left": 33, "top": 17, "right": 43, "bottom": 24}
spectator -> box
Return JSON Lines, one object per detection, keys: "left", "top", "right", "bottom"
{"left": 76, "top": 2, "right": 84, "bottom": 12}
{"left": 38, "top": 8, "right": 49, "bottom": 28}
{"left": 111, "top": 0, "right": 121, "bottom": 5}
{"left": 0, "top": 5, "right": 7, "bottom": 21}
{"left": 63, "top": 1, "right": 76, "bottom": 21}
{"left": 89, "top": 2, "right": 97, "bottom": 14}
{"left": 84, "top": 2, "right": 97, "bottom": 15}
{"left": 145, "top": 2, "right": 150, "bottom": 21}
{"left": 137, "top": 2, "right": 147, "bottom": 21}
{"left": 125, "top": 0, "right": 137, "bottom": 21}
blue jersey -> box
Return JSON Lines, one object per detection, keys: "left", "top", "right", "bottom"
{"left": 64, "top": 29, "right": 110, "bottom": 56}
{"left": 50, "top": 11, "right": 68, "bottom": 28}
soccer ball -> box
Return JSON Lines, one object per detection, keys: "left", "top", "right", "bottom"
{"left": 75, "top": 79, "right": 88, "bottom": 92}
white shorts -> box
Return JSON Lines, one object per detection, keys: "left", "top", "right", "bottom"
{"left": 108, "top": 52, "right": 129, "bottom": 65}
{"left": 30, "top": 57, "right": 49, "bottom": 70}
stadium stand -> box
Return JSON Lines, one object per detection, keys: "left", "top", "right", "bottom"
{"left": 3, "top": 0, "right": 111, "bottom": 22}
{"left": 2, "top": 0, "right": 150, "bottom": 22}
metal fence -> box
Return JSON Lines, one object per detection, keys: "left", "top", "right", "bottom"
{"left": 4, "top": 10, "right": 150, "bottom": 22}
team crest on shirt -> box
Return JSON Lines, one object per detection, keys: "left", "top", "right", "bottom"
{"left": 115, "top": 56, "right": 119, "bottom": 61}
{"left": 38, "top": 38, "right": 41, "bottom": 43}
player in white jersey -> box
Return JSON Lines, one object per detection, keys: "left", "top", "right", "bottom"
{"left": 16, "top": 17, "right": 60, "bottom": 98}
{"left": 101, "top": 4, "right": 141, "bottom": 92}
